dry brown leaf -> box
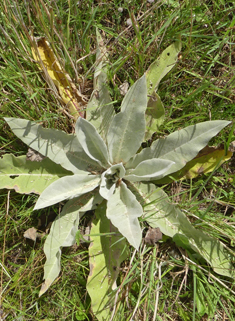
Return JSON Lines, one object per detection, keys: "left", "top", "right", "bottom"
{"left": 23, "top": 227, "right": 38, "bottom": 241}
{"left": 24, "top": 227, "right": 45, "bottom": 241}
{"left": 144, "top": 227, "right": 162, "bottom": 245}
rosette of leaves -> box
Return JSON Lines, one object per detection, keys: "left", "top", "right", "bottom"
{"left": 3, "top": 73, "right": 234, "bottom": 318}
{"left": 5, "top": 75, "right": 176, "bottom": 249}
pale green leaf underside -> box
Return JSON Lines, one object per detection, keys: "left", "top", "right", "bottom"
{"left": 34, "top": 172, "right": 100, "bottom": 210}
{"left": 75, "top": 117, "right": 110, "bottom": 168}
{"left": 124, "top": 158, "right": 174, "bottom": 182}
{"left": 107, "top": 74, "right": 147, "bottom": 164}
{"left": 87, "top": 202, "right": 128, "bottom": 320}
{"left": 106, "top": 181, "right": 142, "bottom": 249}
{"left": 146, "top": 40, "right": 181, "bottom": 95}
{"left": 39, "top": 192, "right": 101, "bottom": 297}
{"left": 4, "top": 118, "right": 99, "bottom": 174}
{"left": 98, "top": 202, "right": 128, "bottom": 288}
{"left": 134, "top": 182, "right": 235, "bottom": 278}
{"left": 126, "top": 120, "right": 231, "bottom": 176}
{"left": 87, "top": 213, "right": 111, "bottom": 320}
{"left": 145, "top": 92, "right": 165, "bottom": 140}
{"left": 0, "top": 154, "right": 71, "bottom": 194}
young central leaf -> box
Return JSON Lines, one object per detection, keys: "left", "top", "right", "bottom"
{"left": 126, "top": 120, "right": 231, "bottom": 175}
{"left": 99, "top": 163, "right": 125, "bottom": 200}
{"left": 75, "top": 117, "right": 110, "bottom": 168}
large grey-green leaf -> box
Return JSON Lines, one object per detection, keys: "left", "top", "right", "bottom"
{"left": 107, "top": 74, "right": 147, "bottom": 164}
{"left": 99, "top": 203, "right": 128, "bottom": 288}
{"left": 106, "top": 181, "right": 142, "bottom": 250}
{"left": 39, "top": 192, "right": 102, "bottom": 296}
{"left": 4, "top": 118, "right": 100, "bottom": 173}
{"left": 87, "top": 202, "right": 128, "bottom": 320}
{"left": 86, "top": 29, "right": 115, "bottom": 142}
{"left": 0, "top": 154, "right": 72, "bottom": 194}
{"left": 146, "top": 40, "right": 181, "bottom": 95}
{"left": 99, "top": 163, "right": 125, "bottom": 200}
{"left": 126, "top": 121, "right": 231, "bottom": 176}
{"left": 124, "top": 158, "right": 174, "bottom": 182}
{"left": 75, "top": 117, "right": 110, "bottom": 168}
{"left": 34, "top": 172, "right": 100, "bottom": 210}
{"left": 132, "top": 182, "right": 235, "bottom": 278}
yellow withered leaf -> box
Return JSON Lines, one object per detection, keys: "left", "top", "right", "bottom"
{"left": 156, "top": 144, "right": 233, "bottom": 184}
{"left": 32, "top": 37, "right": 86, "bottom": 119}
{"left": 181, "top": 145, "right": 233, "bottom": 179}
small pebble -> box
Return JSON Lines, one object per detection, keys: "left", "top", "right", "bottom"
{"left": 119, "top": 81, "right": 129, "bottom": 96}
{"left": 118, "top": 7, "right": 123, "bottom": 12}
{"left": 126, "top": 18, "right": 132, "bottom": 26}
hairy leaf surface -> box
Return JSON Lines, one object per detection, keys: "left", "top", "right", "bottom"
{"left": 99, "top": 171, "right": 116, "bottom": 201}
{"left": 4, "top": 118, "right": 99, "bottom": 173}
{"left": 99, "top": 163, "right": 125, "bottom": 200}
{"left": 126, "top": 121, "right": 231, "bottom": 175}
{"left": 99, "top": 203, "right": 128, "bottom": 287}
{"left": 39, "top": 192, "right": 102, "bottom": 296}
{"left": 34, "top": 173, "right": 100, "bottom": 210}
{"left": 75, "top": 117, "right": 110, "bottom": 168}
{"left": 124, "top": 158, "right": 174, "bottom": 182}
{"left": 107, "top": 75, "right": 147, "bottom": 163}
{"left": 106, "top": 181, "right": 142, "bottom": 249}
{"left": 0, "top": 154, "right": 71, "bottom": 194}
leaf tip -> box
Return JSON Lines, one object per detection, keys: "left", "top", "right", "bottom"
{"left": 4, "top": 117, "right": 12, "bottom": 123}
{"left": 39, "top": 279, "right": 52, "bottom": 297}
{"left": 33, "top": 202, "right": 41, "bottom": 211}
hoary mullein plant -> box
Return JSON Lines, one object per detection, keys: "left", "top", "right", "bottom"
{"left": 3, "top": 40, "right": 234, "bottom": 319}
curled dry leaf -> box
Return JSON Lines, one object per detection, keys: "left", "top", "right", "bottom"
{"left": 24, "top": 227, "right": 44, "bottom": 241}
